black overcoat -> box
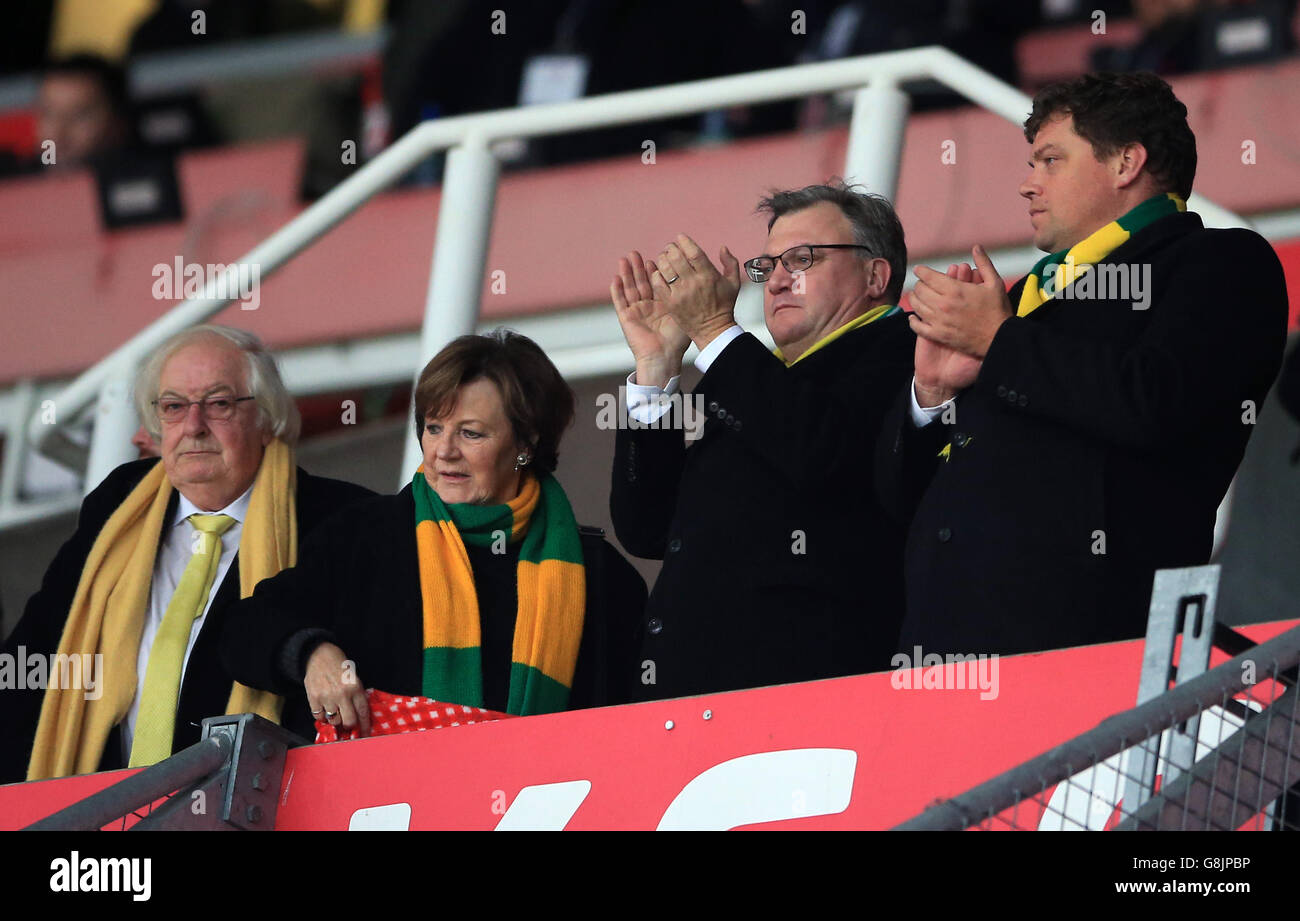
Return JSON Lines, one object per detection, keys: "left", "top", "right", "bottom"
{"left": 613, "top": 315, "right": 915, "bottom": 699}
{"left": 0, "top": 458, "right": 374, "bottom": 783}
{"left": 877, "top": 213, "right": 1288, "bottom": 657}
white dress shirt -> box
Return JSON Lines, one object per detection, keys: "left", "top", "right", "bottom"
{"left": 122, "top": 485, "right": 253, "bottom": 760}
{"left": 624, "top": 328, "right": 956, "bottom": 434}
{"left": 625, "top": 324, "right": 744, "bottom": 424}
{"left": 908, "top": 376, "right": 957, "bottom": 427}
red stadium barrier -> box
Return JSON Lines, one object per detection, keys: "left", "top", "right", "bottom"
{"left": 2, "top": 619, "right": 1294, "bottom": 830}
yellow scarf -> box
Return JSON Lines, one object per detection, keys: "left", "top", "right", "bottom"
{"left": 936, "top": 194, "right": 1189, "bottom": 463}
{"left": 27, "top": 439, "right": 296, "bottom": 780}
{"left": 1017, "top": 193, "right": 1186, "bottom": 317}
{"left": 774, "top": 304, "right": 901, "bottom": 366}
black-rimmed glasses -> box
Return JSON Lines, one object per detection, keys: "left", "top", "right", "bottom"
{"left": 152, "top": 395, "right": 255, "bottom": 424}
{"left": 743, "top": 244, "right": 873, "bottom": 283}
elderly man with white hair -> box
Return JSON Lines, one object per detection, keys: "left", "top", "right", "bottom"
{"left": 0, "top": 325, "right": 372, "bottom": 783}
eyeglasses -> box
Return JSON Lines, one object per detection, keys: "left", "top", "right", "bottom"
{"left": 152, "top": 395, "right": 255, "bottom": 424}
{"left": 743, "top": 244, "right": 873, "bottom": 283}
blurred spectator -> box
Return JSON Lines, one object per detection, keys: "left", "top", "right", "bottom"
{"left": 533, "top": 0, "right": 769, "bottom": 164}
{"left": 1037, "top": 0, "right": 1135, "bottom": 24}
{"left": 1093, "top": 0, "right": 1203, "bottom": 73}
{"left": 383, "top": 0, "right": 554, "bottom": 139}
{"left": 0, "top": 0, "right": 55, "bottom": 76}
{"left": 1093, "top": 0, "right": 1297, "bottom": 75}
{"left": 37, "top": 54, "right": 132, "bottom": 170}
{"left": 802, "top": 0, "right": 1039, "bottom": 113}
{"left": 129, "top": 0, "right": 337, "bottom": 54}
{"left": 383, "top": 0, "right": 798, "bottom": 174}
{"left": 131, "top": 425, "right": 162, "bottom": 459}
{"left": 10, "top": 55, "right": 186, "bottom": 228}
{"left": 130, "top": 0, "right": 351, "bottom": 199}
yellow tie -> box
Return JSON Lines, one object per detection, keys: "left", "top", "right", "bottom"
{"left": 129, "top": 513, "right": 235, "bottom": 767}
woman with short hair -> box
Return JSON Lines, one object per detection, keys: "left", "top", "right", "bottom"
{"left": 221, "top": 330, "right": 646, "bottom": 738}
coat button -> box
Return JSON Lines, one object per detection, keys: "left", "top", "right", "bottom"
{"left": 996, "top": 385, "right": 1008, "bottom": 398}
{"left": 733, "top": 420, "right": 742, "bottom": 432}
{"left": 668, "top": 538, "right": 682, "bottom": 552}
{"left": 707, "top": 401, "right": 719, "bottom": 413}
{"left": 953, "top": 432, "right": 968, "bottom": 447}
{"left": 938, "top": 527, "right": 952, "bottom": 542}
{"left": 647, "top": 617, "right": 664, "bottom": 635}
{"left": 716, "top": 408, "right": 727, "bottom": 419}
{"left": 1006, "top": 389, "right": 1018, "bottom": 403}
{"left": 1018, "top": 394, "right": 1028, "bottom": 407}
{"left": 725, "top": 414, "right": 735, "bottom": 425}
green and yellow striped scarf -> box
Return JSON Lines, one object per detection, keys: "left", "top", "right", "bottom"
{"left": 412, "top": 468, "right": 585, "bottom": 716}
{"left": 775, "top": 303, "right": 901, "bottom": 366}
{"left": 936, "top": 194, "right": 1185, "bottom": 462}
{"left": 1017, "top": 193, "right": 1185, "bottom": 317}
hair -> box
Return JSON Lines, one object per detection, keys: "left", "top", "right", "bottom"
{"left": 1024, "top": 71, "right": 1197, "bottom": 200}
{"left": 42, "top": 53, "right": 131, "bottom": 123}
{"left": 134, "top": 325, "right": 301, "bottom": 445}
{"left": 756, "top": 179, "right": 907, "bottom": 303}
{"left": 412, "top": 329, "right": 575, "bottom": 475}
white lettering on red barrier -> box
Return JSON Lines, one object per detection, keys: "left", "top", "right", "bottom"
{"left": 347, "top": 803, "right": 412, "bottom": 830}
{"left": 344, "top": 748, "right": 858, "bottom": 831}
{"left": 657, "top": 748, "right": 857, "bottom": 830}
{"left": 495, "top": 781, "right": 592, "bottom": 830}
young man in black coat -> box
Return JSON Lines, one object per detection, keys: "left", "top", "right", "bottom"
{"left": 884, "top": 72, "right": 1289, "bottom": 658}
{"left": 609, "top": 183, "right": 915, "bottom": 700}
{"left": 0, "top": 327, "right": 372, "bottom": 783}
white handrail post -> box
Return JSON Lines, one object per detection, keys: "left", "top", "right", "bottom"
{"left": 844, "top": 79, "right": 910, "bottom": 201}
{"left": 0, "top": 379, "right": 35, "bottom": 511}
{"left": 84, "top": 371, "right": 138, "bottom": 496}
{"left": 399, "top": 135, "right": 501, "bottom": 482}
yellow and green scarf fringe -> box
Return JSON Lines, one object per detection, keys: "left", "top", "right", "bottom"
{"left": 412, "top": 469, "right": 585, "bottom": 716}
{"left": 1017, "top": 193, "right": 1185, "bottom": 317}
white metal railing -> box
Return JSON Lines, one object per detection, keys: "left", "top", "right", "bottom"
{"left": 13, "top": 45, "right": 1251, "bottom": 520}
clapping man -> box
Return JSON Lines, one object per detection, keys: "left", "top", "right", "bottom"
{"left": 880, "top": 72, "right": 1288, "bottom": 657}
{"left": 610, "top": 182, "right": 915, "bottom": 700}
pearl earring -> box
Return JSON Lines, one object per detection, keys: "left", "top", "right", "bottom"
{"left": 514, "top": 453, "right": 530, "bottom": 471}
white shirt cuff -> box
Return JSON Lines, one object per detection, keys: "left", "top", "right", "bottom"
{"left": 909, "top": 376, "right": 954, "bottom": 427}
{"left": 693, "top": 325, "right": 745, "bottom": 374}
{"left": 626, "top": 371, "right": 681, "bottom": 424}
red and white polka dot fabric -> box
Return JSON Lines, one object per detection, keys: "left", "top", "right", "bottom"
{"left": 314, "top": 688, "right": 513, "bottom": 743}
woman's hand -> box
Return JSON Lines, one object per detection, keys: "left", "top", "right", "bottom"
{"left": 304, "top": 642, "right": 371, "bottom": 737}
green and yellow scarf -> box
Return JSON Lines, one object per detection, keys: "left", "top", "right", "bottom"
{"left": 775, "top": 303, "right": 901, "bottom": 366}
{"left": 412, "top": 468, "right": 585, "bottom": 716}
{"left": 1017, "top": 193, "right": 1185, "bottom": 317}
{"left": 936, "top": 194, "right": 1186, "bottom": 463}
